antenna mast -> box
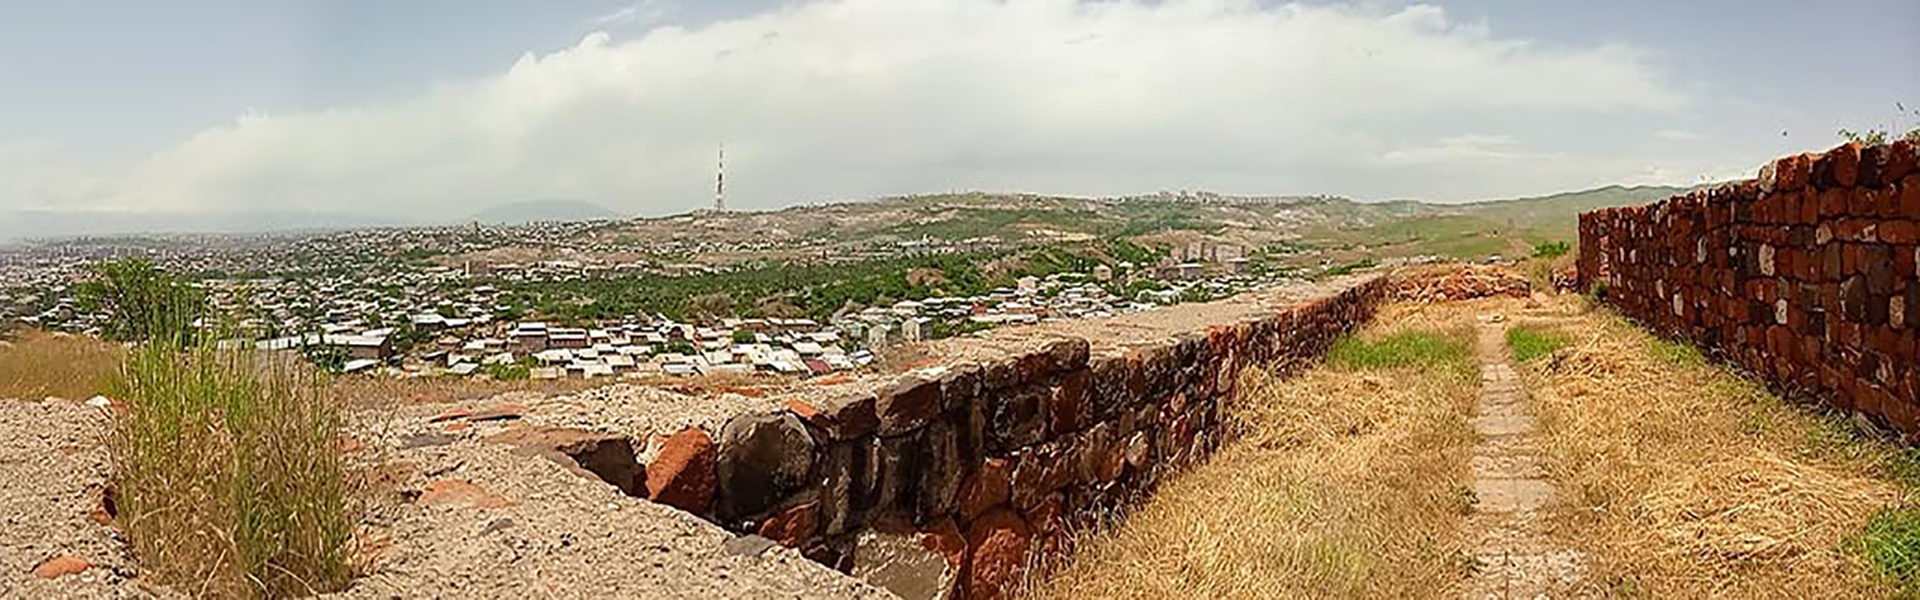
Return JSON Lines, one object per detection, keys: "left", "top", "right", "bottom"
{"left": 715, "top": 143, "right": 726, "bottom": 212}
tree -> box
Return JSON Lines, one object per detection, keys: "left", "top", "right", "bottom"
{"left": 75, "top": 259, "right": 205, "bottom": 343}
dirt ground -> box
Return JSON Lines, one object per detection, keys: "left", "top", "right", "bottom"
{"left": 0, "top": 385, "right": 889, "bottom": 599}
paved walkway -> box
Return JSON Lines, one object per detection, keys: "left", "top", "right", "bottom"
{"left": 1463, "top": 320, "right": 1585, "bottom": 599}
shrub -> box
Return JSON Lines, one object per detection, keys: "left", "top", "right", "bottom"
{"left": 1322, "top": 258, "right": 1377, "bottom": 278}
{"left": 74, "top": 258, "right": 205, "bottom": 343}
{"left": 1531, "top": 240, "right": 1571, "bottom": 259}
{"left": 1505, "top": 325, "right": 1570, "bottom": 362}
{"left": 487, "top": 358, "right": 532, "bottom": 381}
{"left": 1587, "top": 280, "right": 1610, "bottom": 300}
{"left": 108, "top": 335, "right": 357, "bottom": 597}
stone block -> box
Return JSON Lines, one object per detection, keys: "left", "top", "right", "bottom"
{"left": 987, "top": 384, "right": 1047, "bottom": 453}
{"left": 963, "top": 508, "right": 1032, "bottom": 600}
{"left": 1047, "top": 369, "right": 1093, "bottom": 435}
{"left": 787, "top": 392, "right": 877, "bottom": 440}
{"left": 646, "top": 427, "right": 717, "bottom": 514}
{"left": 758, "top": 500, "right": 820, "bottom": 548}
{"left": 852, "top": 527, "right": 956, "bottom": 600}
{"left": 879, "top": 372, "right": 944, "bottom": 435}
{"left": 717, "top": 411, "right": 816, "bottom": 520}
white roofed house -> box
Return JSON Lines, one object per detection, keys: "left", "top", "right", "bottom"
{"left": 548, "top": 328, "right": 589, "bottom": 349}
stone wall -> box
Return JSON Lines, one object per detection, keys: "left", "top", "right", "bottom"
{"left": 640, "top": 275, "right": 1390, "bottom": 599}
{"left": 1579, "top": 141, "right": 1920, "bottom": 431}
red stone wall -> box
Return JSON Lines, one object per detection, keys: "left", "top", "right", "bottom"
{"left": 1579, "top": 141, "right": 1920, "bottom": 431}
{"left": 688, "top": 276, "right": 1390, "bottom": 599}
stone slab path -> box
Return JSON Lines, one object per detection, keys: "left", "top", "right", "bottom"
{"left": 1463, "top": 320, "right": 1585, "bottom": 599}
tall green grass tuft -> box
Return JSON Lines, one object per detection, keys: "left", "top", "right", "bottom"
{"left": 108, "top": 333, "right": 357, "bottom": 598}
{"left": 1505, "top": 325, "right": 1571, "bottom": 362}
{"left": 1327, "top": 328, "right": 1474, "bottom": 380}
{"left": 1864, "top": 508, "right": 1920, "bottom": 596}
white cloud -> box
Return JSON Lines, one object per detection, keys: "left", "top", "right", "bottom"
{"left": 1656, "top": 129, "right": 1706, "bottom": 142}
{"left": 8, "top": 0, "right": 1700, "bottom": 217}
{"left": 589, "top": 1, "right": 667, "bottom": 29}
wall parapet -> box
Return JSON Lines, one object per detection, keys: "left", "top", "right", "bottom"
{"left": 1578, "top": 140, "right": 1919, "bottom": 432}
{"left": 641, "top": 275, "right": 1390, "bottom": 599}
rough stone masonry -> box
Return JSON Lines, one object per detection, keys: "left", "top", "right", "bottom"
{"left": 637, "top": 275, "right": 1390, "bottom": 599}
{"left": 1579, "top": 140, "right": 1920, "bottom": 432}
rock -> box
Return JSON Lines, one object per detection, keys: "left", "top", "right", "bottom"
{"left": 956, "top": 458, "right": 1011, "bottom": 521}
{"left": 919, "top": 518, "right": 967, "bottom": 574}
{"left": 877, "top": 373, "right": 943, "bottom": 435}
{"left": 31, "top": 555, "right": 89, "bottom": 579}
{"left": 756, "top": 500, "right": 820, "bottom": 548}
{"left": 819, "top": 441, "right": 859, "bottom": 535}
{"left": 427, "top": 408, "right": 470, "bottom": 423}
{"left": 916, "top": 421, "right": 963, "bottom": 523}
{"left": 722, "top": 534, "right": 777, "bottom": 558}
{"left": 852, "top": 528, "right": 955, "bottom": 600}
{"left": 716, "top": 411, "right": 816, "bottom": 520}
{"left": 416, "top": 479, "right": 512, "bottom": 509}
{"left": 480, "top": 518, "right": 516, "bottom": 535}
{"left": 468, "top": 402, "right": 529, "bottom": 422}
{"left": 397, "top": 432, "right": 457, "bottom": 449}
{"left": 1047, "top": 369, "right": 1092, "bottom": 435}
{"left": 785, "top": 393, "right": 878, "bottom": 440}
{"left": 987, "top": 385, "right": 1047, "bottom": 453}
{"left": 1125, "top": 431, "right": 1151, "bottom": 469}
{"left": 1043, "top": 339, "right": 1091, "bottom": 373}
{"left": 938, "top": 364, "right": 983, "bottom": 410}
{"left": 1010, "top": 444, "right": 1071, "bottom": 510}
{"left": 964, "top": 508, "right": 1033, "bottom": 600}
{"left": 645, "top": 427, "right": 717, "bottom": 514}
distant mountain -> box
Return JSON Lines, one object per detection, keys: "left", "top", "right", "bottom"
{"left": 469, "top": 200, "right": 622, "bottom": 224}
{"left": 1454, "top": 184, "right": 1690, "bottom": 240}
{"left": 0, "top": 209, "right": 415, "bottom": 244}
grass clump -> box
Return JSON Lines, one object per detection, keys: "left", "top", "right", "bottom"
{"left": 1864, "top": 508, "right": 1920, "bottom": 596}
{"left": 1642, "top": 334, "right": 1705, "bottom": 367}
{"left": 109, "top": 335, "right": 358, "bottom": 598}
{"left": 1504, "top": 324, "right": 1569, "bottom": 362}
{"left": 1328, "top": 329, "right": 1472, "bottom": 374}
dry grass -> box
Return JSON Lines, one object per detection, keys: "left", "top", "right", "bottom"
{"left": 0, "top": 329, "right": 125, "bottom": 400}
{"left": 110, "top": 339, "right": 362, "bottom": 598}
{"left": 1028, "top": 302, "right": 1484, "bottom": 599}
{"left": 1516, "top": 296, "right": 1909, "bottom": 597}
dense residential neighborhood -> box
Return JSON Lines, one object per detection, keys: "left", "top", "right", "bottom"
{"left": 2, "top": 222, "right": 1299, "bottom": 380}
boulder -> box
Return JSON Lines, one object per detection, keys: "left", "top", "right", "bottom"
{"left": 716, "top": 411, "right": 816, "bottom": 519}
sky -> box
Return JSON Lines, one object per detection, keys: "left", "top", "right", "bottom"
{"left": 1, "top": 0, "right": 1916, "bottom": 230}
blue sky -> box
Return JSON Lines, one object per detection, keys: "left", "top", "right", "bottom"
{"left": 1, "top": 0, "right": 1916, "bottom": 224}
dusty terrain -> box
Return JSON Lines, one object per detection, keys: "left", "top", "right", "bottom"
{"left": 0, "top": 385, "right": 890, "bottom": 599}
